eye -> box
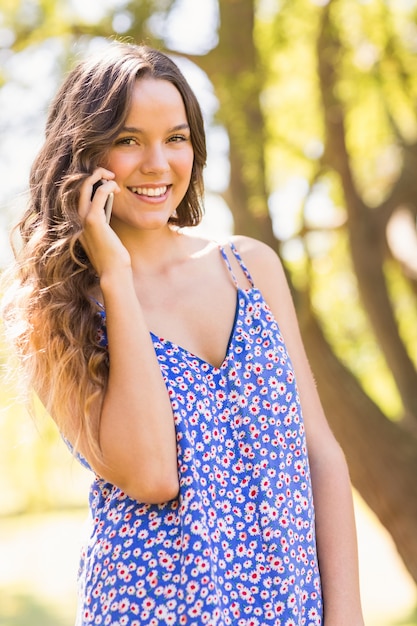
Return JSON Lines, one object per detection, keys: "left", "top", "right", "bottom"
{"left": 168, "top": 134, "right": 189, "bottom": 143}
{"left": 115, "top": 137, "right": 137, "bottom": 146}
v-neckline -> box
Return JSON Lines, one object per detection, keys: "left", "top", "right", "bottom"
{"left": 150, "top": 289, "right": 243, "bottom": 372}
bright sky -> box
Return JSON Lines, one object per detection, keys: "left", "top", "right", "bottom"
{"left": 70, "top": 0, "right": 219, "bottom": 53}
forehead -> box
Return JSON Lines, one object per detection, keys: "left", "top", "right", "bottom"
{"left": 125, "top": 77, "right": 188, "bottom": 124}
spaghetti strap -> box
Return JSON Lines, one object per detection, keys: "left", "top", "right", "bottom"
{"left": 224, "top": 240, "right": 255, "bottom": 288}
{"left": 219, "top": 245, "right": 239, "bottom": 287}
{"left": 90, "top": 297, "right": 107, "bottom": 347}
{"left": 90, "top": 296, "right": 105, "bottom": 309}
{"left": 229, "top": 241, "right": 255, "bottom": 287}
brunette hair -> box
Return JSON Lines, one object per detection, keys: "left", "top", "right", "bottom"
{"left": 1, "top": 41, "right": 207, "bottom": 457}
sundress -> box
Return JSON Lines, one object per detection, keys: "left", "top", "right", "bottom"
{"left": 75, "top": 241, "right": 323, "bottom": 626}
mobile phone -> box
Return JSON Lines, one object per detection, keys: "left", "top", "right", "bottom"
{"left": 91, "top": 180, "right": 114, "bottom": 224}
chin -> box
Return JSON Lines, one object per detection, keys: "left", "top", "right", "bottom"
{"left": 113, "top": 212, "right": 173, "bottom": 232}
{"left": 138, "top": 218, "right": 173, "bottom": 231}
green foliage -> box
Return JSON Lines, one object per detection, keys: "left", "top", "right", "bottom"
{"left": 258, "top": 1, "right": 324, "bottom": 185}
{"left": 256, "top": 0, "right": 417, "bottom": 426}
{"left": 0, "top": 373, "right": 90, "bottom": 515}
{"left": 308, "top": 231, "right": 403, "bottom": 419}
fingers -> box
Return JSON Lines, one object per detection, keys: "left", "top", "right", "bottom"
{"left": 78, "top": 169, "right": 119, "bottom": 222}
{"left": 77, "top": 169, "right": 128, "bottom": 276}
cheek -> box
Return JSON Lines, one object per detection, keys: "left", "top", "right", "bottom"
{"left": 104, "top": 153, "right": 134, "bottom": 176}
{"left": 176, "top": 150, "right": 194, "bottom": 180}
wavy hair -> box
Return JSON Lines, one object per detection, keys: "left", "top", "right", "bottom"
{"left": 1, "top": 42, "right": 207, "bottom": 457}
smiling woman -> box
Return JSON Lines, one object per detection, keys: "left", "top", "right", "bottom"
{"left": 1, "top": 40, "right": 364, "bottom": 626}
{"left": 104, "top": 78, "right": 194, "bottom": 233}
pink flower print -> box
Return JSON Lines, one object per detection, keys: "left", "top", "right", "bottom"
{"left": 188, "top": 599, "right": 203, "bottom": 617}
{"left": 79, "top": 283, "right": 322, "bottom": 625}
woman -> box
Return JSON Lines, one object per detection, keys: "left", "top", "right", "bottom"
{"left": 2, "top": 42, "right": 364, "bottom": 625}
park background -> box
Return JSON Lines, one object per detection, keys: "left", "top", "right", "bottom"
{"left": 1, "top": 0, "right": 417, "bottom": 624}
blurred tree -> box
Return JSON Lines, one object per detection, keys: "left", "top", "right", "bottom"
{"left": 200, "top": 0, "right": 417, "bottom": 585}
{"left": 1, "top": 0, "right": 417, "bottom": 586}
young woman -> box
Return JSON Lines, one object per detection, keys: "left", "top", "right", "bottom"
{"left": 2, "top": 42, "right": 364, "bottom": 625}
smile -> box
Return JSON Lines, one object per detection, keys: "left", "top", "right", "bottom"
{"left": 129, "top": 186, "right": 169, "bottom": 197}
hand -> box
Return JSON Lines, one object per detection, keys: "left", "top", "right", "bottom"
{"left": 78, "top": 168, "right": 130, "bottom": 277}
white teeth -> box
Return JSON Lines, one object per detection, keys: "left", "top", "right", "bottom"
{"left": 130, "top": 186, "right": 167, "bottom": 197}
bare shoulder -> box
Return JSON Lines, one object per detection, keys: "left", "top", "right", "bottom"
{"left": 230, "top": 234, "right": 277, "bottom": 261}
{"left": 230, "top": 235, "right": 287, "bottom": 291}
{"left": 229, "top": 235, "right": 297, "bottom": 334}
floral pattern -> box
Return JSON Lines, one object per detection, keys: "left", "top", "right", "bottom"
{"left": 76, "top": 243, "right": 322, "bottom": 625}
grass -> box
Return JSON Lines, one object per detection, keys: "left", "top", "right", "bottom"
{"left": 0, "top": 510, "right": 84, "bottom": 626}
{"left": 0, "top": 590, "right": 70, "bottom": 626}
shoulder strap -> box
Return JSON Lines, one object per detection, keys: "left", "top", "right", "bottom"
{"left": 89, "top": 297, "right": 107, "bottom": 347}
{"left": 219, "top": 241, "right": 255, "bottom": 288}
{"left": 90, "top": 297, "right": 104, "bottom": 309}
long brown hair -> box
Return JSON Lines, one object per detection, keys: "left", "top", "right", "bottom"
{"left": 1, "top": 42, "right": 207, "bottom": 456}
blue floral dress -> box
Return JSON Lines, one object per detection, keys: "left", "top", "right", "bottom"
{"left": 76, "top": 242, "right": 323, "bottom": 626}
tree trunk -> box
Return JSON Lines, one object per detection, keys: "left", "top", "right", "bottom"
{"left": 316, "top": 2, "right": 417, "bottom": 423}
{"left": 203, "top": 0, "right": 417, "bottom": 585}
{"left": 199, "top": 0, "right": 277, "bottom": 250}
{"left": 300, "top": 296, "right": 417, "bottom": 583}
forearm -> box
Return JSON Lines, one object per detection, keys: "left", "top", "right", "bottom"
{"left": 310, "top": 444, "right": 364, "bottom": 625}
{"left": 94, "top": 267, "right": 178, "bottom": 502}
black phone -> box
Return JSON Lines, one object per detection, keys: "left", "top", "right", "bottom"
{"left": 91, "top": 180, "right": 114, "bottom": 224}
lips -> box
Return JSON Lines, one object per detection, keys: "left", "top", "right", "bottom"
{"left": 129, "top": 185, "right": 169, "bottom": 197}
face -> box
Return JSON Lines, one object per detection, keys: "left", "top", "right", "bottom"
{"left": 104, "top": 77, "right": 194, "bottom": 232}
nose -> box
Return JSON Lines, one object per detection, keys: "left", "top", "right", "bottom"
{"left": 140, "top": 144, "right": 170, "bottom": 175}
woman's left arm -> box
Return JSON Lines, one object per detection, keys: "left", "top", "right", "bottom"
{"left": 235, "top": 236, "right": 364, "bottom": 626}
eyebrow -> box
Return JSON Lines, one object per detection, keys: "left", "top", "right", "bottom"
{"left": 120, "top": 123, "right": 190, "bottom": 134}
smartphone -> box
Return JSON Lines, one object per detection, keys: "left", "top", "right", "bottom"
{"left": 91, "top": 180, "right": 114, "bottom": 224}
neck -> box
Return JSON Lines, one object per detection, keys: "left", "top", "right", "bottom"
{"left": 111, "top": 222, "right": 186, "bottom": 273}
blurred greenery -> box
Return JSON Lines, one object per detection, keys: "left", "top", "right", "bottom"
{"left": 0, "top": 592, "right": 70, "bottom": 626}
{"left": 0, "top": 383, "right": 91, "bottom": 516}
{"left": 0, "top": 510, "right": 87, "bottom": 626}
